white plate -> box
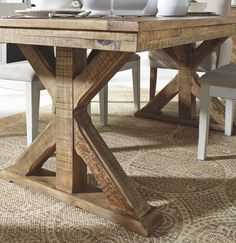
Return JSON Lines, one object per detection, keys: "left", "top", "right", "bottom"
{"left": 15, "top": 8, "right": 84, "bottom": 17}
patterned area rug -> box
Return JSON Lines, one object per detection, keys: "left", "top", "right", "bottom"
{"left": 0, "top": 86, "right": 235, "bottom": 242}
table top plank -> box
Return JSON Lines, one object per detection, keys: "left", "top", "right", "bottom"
{"left": 0, "top": 16, "right": 236, "bottom": 52}
{"left": 0, "top": 16, "right": 236, "bottom": 32}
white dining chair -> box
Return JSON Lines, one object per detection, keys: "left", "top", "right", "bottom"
{"left": 198, "top": 64, "right": 236, "bottom": 160}
{"left": 0, "top": 0, "right": 45, "bottom": 146}
{"left": 98, "top": 53, "right": 140, "bottom": 126}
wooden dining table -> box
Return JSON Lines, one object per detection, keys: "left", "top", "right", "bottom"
{"left": 0, "top": 15, "right": 236, "bottom": 236}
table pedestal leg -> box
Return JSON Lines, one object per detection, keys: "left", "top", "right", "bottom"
{"left": 136, "top": 38, "right": 233, "bottom": 132}
{"left": 0, "top": 46, "right": 162, "bottom": 236}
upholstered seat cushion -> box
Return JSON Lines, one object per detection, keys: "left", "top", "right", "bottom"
{"left": 0, "top": 61, "right": 37, "bottom": 82}
{"left": 198, "top": 64, "right": 236, "bottom": 88}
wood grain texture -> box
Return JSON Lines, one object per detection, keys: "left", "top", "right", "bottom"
{"left": 74, "top": 50, "right": 132, "bottom": 108}
{"left": 0, "top": 17, "right": 235, "bottom": 52}
{"left": 230, "top": 6, "right": 236, "bottom": 63}
{"left": 0, "top": 16, "right": 236, "bottom": 31}
{"left": 0, "top": 15, "right": 236, "bottom": 235}
{"left": 142, "top": 75, "right": 179, "bottom": 113}
{"left": 143, "top": 38, "right": 230, "bottom": 124}
{"left": 72, "top": 50, "right": 152, "bottom": 217}
{"left": 74, "top": 109, "right": 151, "bottom": 217}
{"left": 56, "top": 47, "right": 87, "bottom": 194}
{"left": 178, "top": 67, "right": 196, "bottom": 120}
{"left": 0, "top": 170, "right": 162, "bottom": 236}
{"left": 5, "top": 119, "right": 56, "bottom": 176}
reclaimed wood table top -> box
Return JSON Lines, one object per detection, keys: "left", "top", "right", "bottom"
{"left": 0, "top": 16, "right": 236, "bottom": 51}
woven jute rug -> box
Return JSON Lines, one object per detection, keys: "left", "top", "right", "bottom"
{"left": 0, "top": 86, "right": 235, "bottom": 242}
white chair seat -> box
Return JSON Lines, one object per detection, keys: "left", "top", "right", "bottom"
{"left": 0, "top": 60, "right": 44, "bottom": 146}
{"left": 198, "top": 64, "right": 236, "bottom": 160}
{"left": 0, "top": 61, "right": 37, "bottom": 82}
{"left": 198, "top": 63, "right": 236, "bottom": 88}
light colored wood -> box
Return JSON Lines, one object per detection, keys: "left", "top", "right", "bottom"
{"left": 0, "top": 28, "right": 137, "bottom": 52}
{"left": 74, "top": 109, "right": 151, "bottom": 216}
{"left": 0, "top": 16, "right": 236, "bottom": 235}
{"left": 142, "top": 75, "right": 179, "bottom": 113}
{"left": 0, "top": 170, "right": 162, "bottom": 237}
{"left": 171, "top": 44, "right": 196, "bottom": 120}
{"left": 142, "top": 38, "right": 229, "bottom": 126}
{"left": 0, "top": 16, "right": 236, "bottom": 32}
{"left": 73, "top": 50, "right": 151, "bottom": 217}
{"left": 0, "top": 17, "right": 235, "bottom": 52}
{"left": 73, "top": 50, "right": 132, "bottom": 108}
{"left": 178, "top": 67, "right": 196, "bottom": 120}
{"left": 230, "top": 6, "right": 236, "bottom": 63}
{"left": 5, "top": 119, "right": 56, "bottom": 176}
{"left": 56, "top": 47, "right": 87, "bottom": 193}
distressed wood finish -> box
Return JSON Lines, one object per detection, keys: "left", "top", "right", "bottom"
{"left": 137, "top": 38, "right": 230, "bottom": 129}
{"left": 74, "top": 109, "right": 151, "bottom": 216}
{"left": 0, "top": 16, "right": 235, "bottom": 52}
{"left": 230, "top": 6, "right": 236, "bottom": 63}
{"left": 5, "top": 119, "right": 56, "bottom": 176}
{"left": 56, "top": 47, "right": 87, "bottom": 193}
{"left": 1, "top": 16, "right": 236, "bottom": 235}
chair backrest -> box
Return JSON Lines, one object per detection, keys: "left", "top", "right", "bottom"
{"left": 0, "top": 1, "right": 31, "bottom": 64}
{"left": 199, "top": 0, "right": 231, "bottom": 16}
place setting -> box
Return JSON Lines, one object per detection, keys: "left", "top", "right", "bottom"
{"left": 1, "top": 0, "right": 212, "bottom": 20}
{"left": 2, "top": 0, "right": 159, "bottom": 19}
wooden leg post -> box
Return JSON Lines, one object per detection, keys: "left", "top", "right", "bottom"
{"left": 0, "top": 47, "right": 163, "bottom": 236}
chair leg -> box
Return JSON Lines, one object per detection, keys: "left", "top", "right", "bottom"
{"left": 132, "top": 59, "right": 140, "bottom": 111}
{"left": 87, "top": 103, "right": 91, "bottom": 116}
{"left": 150, "top": 67, "right": 157, "bottom": 100}
{"left": 52, "top": 103, "right": 56, "bottom": 114}
{"left": 25, "top": 81, "right": 40, "bottom": 146}
{"left": 99, "top": 84, "right": 108, "bottom": 126}
{"left": 198, "top": 85, "right": 210, "bottom": 160}
{"left": 225, "top": 99, "right": 234, "bottom": 136}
